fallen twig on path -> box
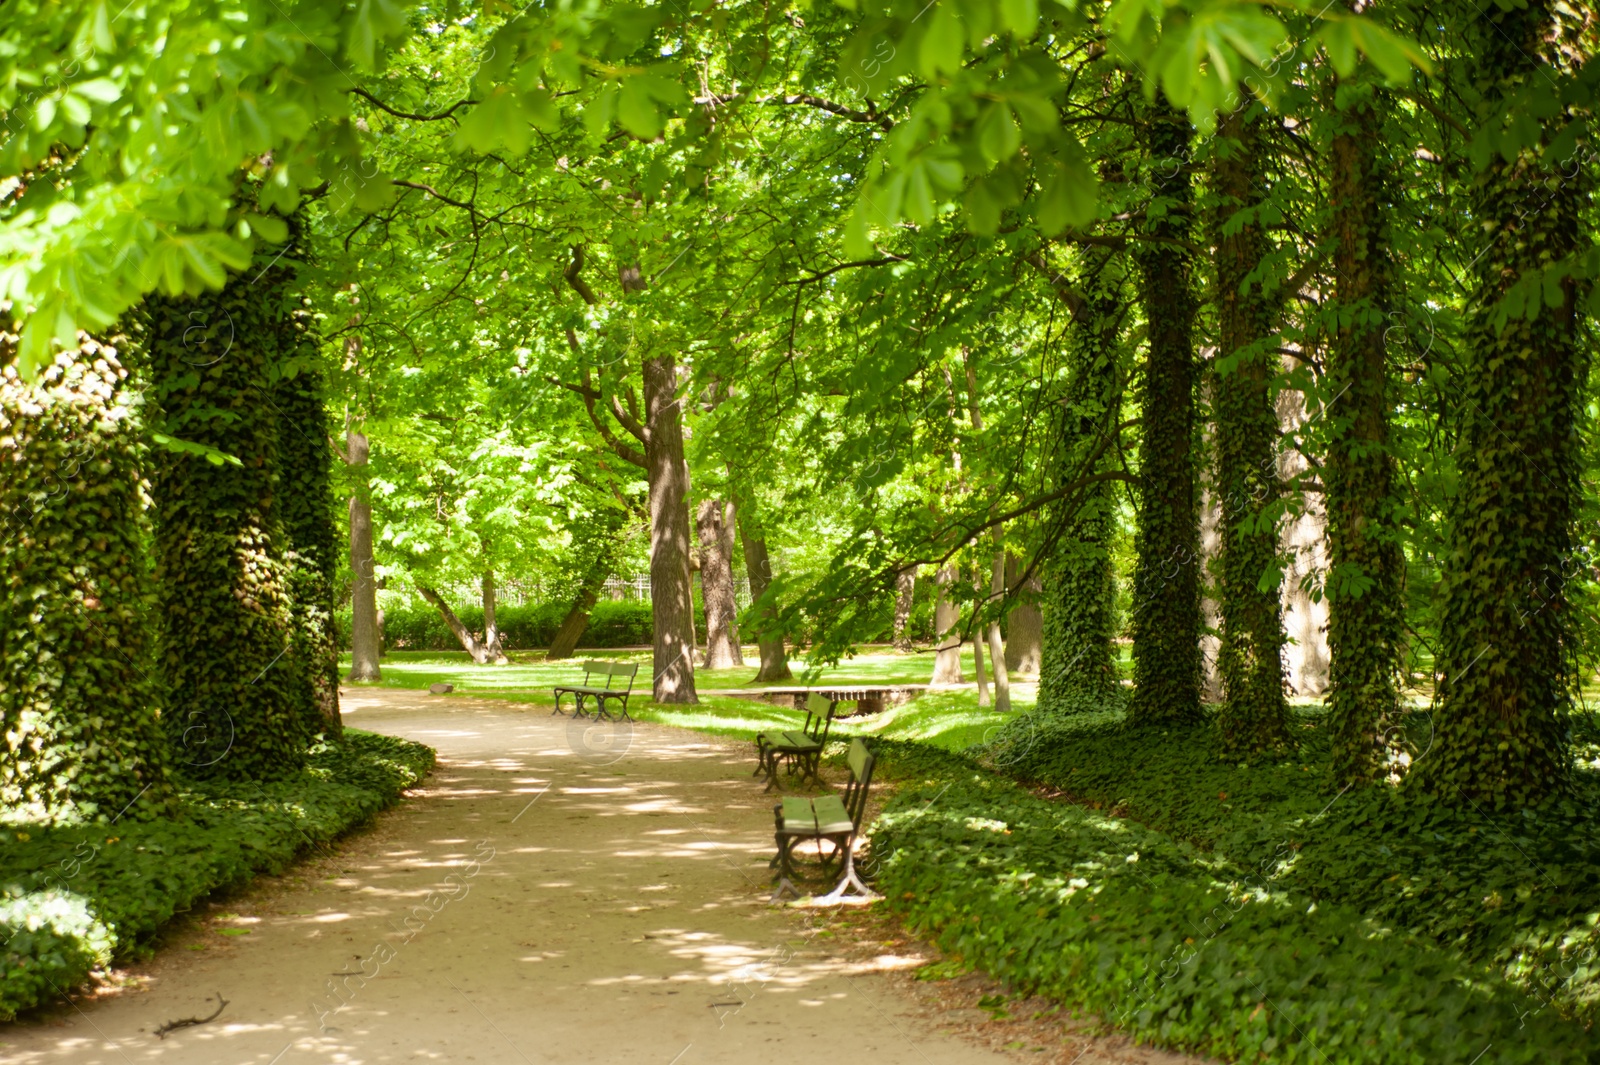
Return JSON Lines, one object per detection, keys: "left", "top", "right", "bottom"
{"left": 154, "top": 992, "right": 228, "bottom": 1039}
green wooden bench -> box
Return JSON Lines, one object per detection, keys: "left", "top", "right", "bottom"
{"left": 551, "top": 660, "right": 639, "bottom": 721}
{"left": 753, "top": 693, "right": 836, "bottom": 792}
{"left": 770, "top": 737, "right": 878, "bottom": 903}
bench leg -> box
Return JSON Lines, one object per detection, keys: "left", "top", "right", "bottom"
{"left": 816, "top": 836, "right": 878, "bottom": 904}
{"left": 551, "top": 692, "right": 566, "bottom": 717}
{"left": 769, "top": 832, "right": 806, "bottom": 903}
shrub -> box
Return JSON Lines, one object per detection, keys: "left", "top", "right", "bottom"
{"left": 0, "top": 729, "right": 434, "bottom": 1019}
{"left": 868, "top": 740, "right": 1597, "bottom": 1063}
{"left": 334, "top": 599, "right": 658, "bottom": 651}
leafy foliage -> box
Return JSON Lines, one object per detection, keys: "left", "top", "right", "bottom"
{"left": 0, "top": 729, "right": 433, "bottom": 1020}
{"left": 145, "top": 269, "right": 306, "bottom": 780}
{"left": 871, "top": 734, "right": 1598, "bottom": 1061}
{"left": 0, "top": 332, "right": 173, "bottom": 825}
{"left": 979, "top": 707, "right": 1600, "bottom": 1026}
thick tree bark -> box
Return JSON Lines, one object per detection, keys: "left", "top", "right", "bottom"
{"left": 416, "top": 584, "right": 490, "bottom": 664}
{"left": 1412, "top": 1, "right": 1581, "bottom": 806}
{"left": 1323, "top": 69, "right": 1405, "bottom": 786}
{"left": 1003, "top": 555, "right": 1043, "bottom": 675}
{"left": 346, "top": 429, "right": 382, "bottom": 682}
{"left": 643, "top": 353, "right": 699, "bottom": 703}
{"left": 930, "top": 565, "right": 964, "bottom": 684}
{"left": 1212, "top": 99, "right": 1291, "bottom": 756}
{"left": 696, "top": 498, "right": 744, "bottom": 668}
{"left": 481, "top": 566, "right": 508, "bottom": 664}
{"left": 0, "top": 332, "right": 174, "bottom": 823}
{"left": 1128, "top": 96, "right": 1205, "bottom": 727}
{"left": 738, "top": 503, "right": 792, "bottom": 682}
{"left": 892, "top": 568, "right": 917, "bottom": 651}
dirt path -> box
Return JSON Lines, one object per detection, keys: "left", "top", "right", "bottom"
{"left": 1, "top": 689, "right": 1206, "bottom": 1065}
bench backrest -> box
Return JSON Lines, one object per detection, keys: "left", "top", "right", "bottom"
{"left": 842, "top": 738, "right": 876, "bottom": 830}
{"left": 801, "top": 693, "right": 837, "bottom": 746}
{"left": 580, "top": 660, "right": 640, "bottom": 692}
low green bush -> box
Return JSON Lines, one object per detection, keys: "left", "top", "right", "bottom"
{"left": 868, "top": 740, "right": 1597, "bottom": 1063}
{"left": 0, "top": 730, "right": 434, "bottom": 1020}
{"left": 334, "top": 599, "right": 657, "bottom": 651}
{"left": 980, "top": 707, "right": 1600, "bottom": 1025}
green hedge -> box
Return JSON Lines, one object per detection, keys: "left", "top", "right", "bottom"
{"left": 337, "top": 587, "right": 948, "bottom": 653}
{"left": 334, "top": 600, "right": 656, "bottom": 651}
{"left": 867, "top": 739, "right": 1599, "bottom": 1063}
{"left": 0, "top": 729, "right": 434, "bottom": 1020}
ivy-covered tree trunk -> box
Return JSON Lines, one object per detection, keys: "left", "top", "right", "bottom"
{"left": 695, "top": 498, "right": 743, "bottom": 669}
{"left": 1039, "top": 251, "right": 1122, "bottom": 712}
{"left": 1211, "top": 101, "right": 1291, "bottom": 757}
{"left": 643, "top": 352, "right": 698, "bottom": 703}
{"left": 147, "top": 278, "right": 305, "bottom": 780}
{"left": 273, "top": 360, "right": 343, "bottom": 739}
{"left": 737, "top": 503, "right": 791, "bottom": 681}
{"left": 1411, "top": 1, "right": 1584, "bottom": 807}
{"left": 0, "top": 332, "right": 174, "bottom": 824}
{"left": 344, "top": 427, "right": 381, "bottom": 682}
{"left": 1325, "top": 76, "right": 1404, "bottom": 786}
{"left": 1128, "top": 98, "right": 1204, "bottom": 727}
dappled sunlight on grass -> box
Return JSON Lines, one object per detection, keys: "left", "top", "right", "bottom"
{"left": 342, "top": 649, "right": 1042, "bottom": 752}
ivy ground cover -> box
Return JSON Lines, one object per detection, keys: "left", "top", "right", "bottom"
{"left": 0, "top": 730, "right": 434, "bottom": 1020}
{"left": 868, "top": 720, "right": 1600, "bottom": 1064}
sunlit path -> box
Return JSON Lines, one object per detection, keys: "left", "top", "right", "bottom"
{"left": 0, "top": 689, "right": 1179, "bottom": 1065}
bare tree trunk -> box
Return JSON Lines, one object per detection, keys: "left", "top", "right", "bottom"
{"left": 969, "top": 561, "right": 991, "bottom": 708}
{"left": 892, "top": 568, "right": 916, "bottom": 651}
{"left": 987, "top": 552, "right": 1011, "bottom": 712}
{"left": 481, "top": 566, "right": 508, "bottom": 664}
{"left": 695, "top": 498, "right": 744, "bottom": 668}
{"left": 738, "top": 503, "right": 792, "bottom": 681}
{"left": 1003, "top": 555, "right": 1043, "bottom": 675}
{"left": 346, "top": 429, "right": 382, "bottom": 682}
{"left": 644, "top": 353, "right": 698, "bottom": 703}
{"left": 973, "top": 631, "right": 990, "bottom": 707}
{"left": 931, "top": 564, "right": 963, "bottom": 684}
{"left": 416, "top": 584, "right": 489, "bottom": 664}
{"left": 547, "top": 512, "right": 628, "bottom": 660}
{"left": 548, "top": 587, "right": 601, "bottom": 660}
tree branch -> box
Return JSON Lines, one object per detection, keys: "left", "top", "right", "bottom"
{"left": 564, "top": 244, "right": 599, "bottom": 305}
{"left": 550, "top": 366, "right": 648, "bottom": 468}
{"left": 348, "top": 88, "right": 476, "bottom": 123}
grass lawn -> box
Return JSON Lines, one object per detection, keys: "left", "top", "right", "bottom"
{"left": 340, "top": 647, "right": 1038, "bottom": 752}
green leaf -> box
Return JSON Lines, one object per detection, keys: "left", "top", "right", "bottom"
{"left": 149, "top": 433, "right": 244, "bottom": 467}
{"left": 1319, "top": 21, "right": 1357, "bottom": 78}
{"left": 72, "top": 78, "right": 121, "bottom": 104}
{"left": 978, "top": 103, "right": 1022, "bottom": 165}
{"left": 1036, "top": 153, "right": 1098, "bottom": 235}
{"left": 919, "top": 4, "right": 965, "bottom": 78}
{"left": 844, "top": 202, "right": 875, "bottom": 259}
{"left": 999, "top": 0, "right": 1039, "bottom": 37}
{"left": 1347, "top": 18, "right": 1432, "bottom": 83}
{"left": 618, "top": 80, "right": 662, "bottom": 140}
